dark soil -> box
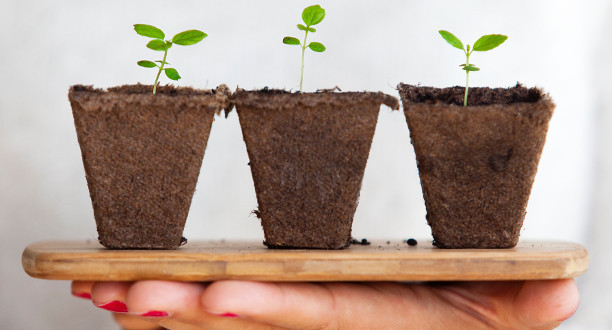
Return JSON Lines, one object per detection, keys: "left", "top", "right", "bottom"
{"left": 233, "top": 89, "right": 398, "bottom": 249}
{"left": 399, "top": 83, "right": 543, "bottom": 106}
{"left": 398, "top": 83, "right": 555, "bottom": 248}
{"left": 69, "top": 84, "right": 230, "bottom": 249}
{"left": 406, "top": 238, "right": 418, "bottom": 246}
{"left": 350, "top": 238, "right": 372, "bottom": 246}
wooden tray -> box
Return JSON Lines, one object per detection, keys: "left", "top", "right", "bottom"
{"left": 22, "top": 240, "right": 589, "bottom": 282}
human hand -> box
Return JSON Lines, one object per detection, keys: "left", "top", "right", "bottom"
{"left": 72, "top": 279, "right": 579, "bottom": 329}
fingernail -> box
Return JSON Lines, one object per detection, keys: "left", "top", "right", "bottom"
{"left": 138, "top": 311, "right": 170, "bottom": 317}
{"left": 96, "top": 300, "right": 128, "bottom": 313}
{"left": 73, "top": 292, "right": 91, "bottom": 300}
{"left": 216, "top": 312, "right": 240, "bottom": 318}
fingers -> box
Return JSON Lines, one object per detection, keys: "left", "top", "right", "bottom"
{"left": 514, "top": 279, "right": 580, "bottom": 328}
{"left": 200, "top": 280, "right": 580, "bottom": 329}
{"left": 108, "top": 280, "right": 278, "bottom": 329}
{"left": 74, "top": 281, "right": 162, "bottom": 329}
{"left": 201, "top": 281, "right": 340, "bottom": 329}
{"left": 200, "top": 280, "right": 465, "bottom": 329}
{"left": 431, "top": 279, "right": 580, "bottom": 329}
{"left": 125, "top": 280, "right": 206, "bottom": 323}
{"left": 71, "top": 281, "right": 94, "bottom": 300}
{"left": 81, "top": 279, "right": 580, "bottom": 329}
{"left": 90, "top": 281, "right": 202, "bottom": 328}
{"left": 91, "top": 281, "right": 133, "bottom": 313}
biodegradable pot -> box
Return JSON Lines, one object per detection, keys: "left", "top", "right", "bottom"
{"left": 233, "top": 89, "right": 398, "bottom": 249}
{"left": 68, "top": 84, "right": 230, "bottom": 249}
{"left": 398, "top": 84, "right": 555, "bottom": 248}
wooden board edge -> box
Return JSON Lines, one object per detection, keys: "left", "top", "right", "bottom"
{"left": 21, "top": 240, "right": 590, "bottom": 282}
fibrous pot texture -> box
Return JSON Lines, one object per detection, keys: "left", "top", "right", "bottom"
{"left": 398, "top": 84, "right": 554, "bottom": 248}
{"left": 233, "top": 89, "right": 398, "bottom": 249}
{"left": 69, "top": 84, "right": 230, "bottom": 249}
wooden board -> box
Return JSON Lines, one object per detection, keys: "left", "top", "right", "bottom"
{"left": 22, "top": 240, "right": 589, "bottom": 282}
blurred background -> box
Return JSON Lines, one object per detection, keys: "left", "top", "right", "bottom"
{"left": 1, "top": 0, "right": 610, "bottom": 328}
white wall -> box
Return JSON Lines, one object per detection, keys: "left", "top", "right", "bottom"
{"left": 1, "top": 0, "right": 608, "bottom": 328}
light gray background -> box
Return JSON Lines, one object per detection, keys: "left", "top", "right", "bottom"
{"left": 2, "top": 0, "right": 610, "bottom": 328}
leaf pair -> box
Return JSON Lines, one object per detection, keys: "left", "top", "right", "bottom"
{"left": 439, "top": 30, "right": 507, "bottom": 73}
{"left": 135, "top": 24, "right": 207, "bottom": 46}
{"left": 460, "top": 64, "right": 480, "bottom": 72}
{"left": 282, "top": 37, "right": 326, "bottom": 52}
{"left": 137, "top": 60, "right": 180, "bottom": 80}
{"left": 439, "top": 30, "right": 507, "bottom": 53}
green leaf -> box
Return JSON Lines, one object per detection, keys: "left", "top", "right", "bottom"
{"left": 283, "top": 37, "right": 301, "bottom": 46}
{"left": 439, "top": 30, "right": 464, "bottom": 50}
{"left": 302, "top": 5, "right": 326, "bottom": 26}
{"left": 147, "top": 39, "right": 172, "bottom": 51}
{"left": 172, "top": 30, "right": 207, "bottom": 46}
{"left": 165, "top": 68, "right": 181, "bottom": 80}
{"left": 137, "top": 60, "right": 157, "bottom": 68}
{"left": 134, "top": 24, "right": 165, "bottom": 39}
{"left": 462, "top": 64, "right": 480, "bottom": 71}
{"left": 298, "top": 24, "right": 316, "bottom": 33}
{"left": 473, "top": 34, "right": 508, "bottom": 51}
{"left": 308, "top": 42, "right": 326, "bottom": 52}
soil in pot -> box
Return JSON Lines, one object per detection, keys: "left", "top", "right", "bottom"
{"left": 68, "top": 84, "right": 230, "bottom": 249}
{"left": 233, "top": 89, "right": 399, "bottom": 249}
{"left": 398, "top": 83, "right": 555, "bottom": 248}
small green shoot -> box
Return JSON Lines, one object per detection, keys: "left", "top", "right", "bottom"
{"left": 439, "top": 30, "right": 507, "bottom": 106}
{"left": 134, "top": 24, "right": 207, "bottom": 94}
{"left": 283, "top": 5, "right": 326, "bottom": 92}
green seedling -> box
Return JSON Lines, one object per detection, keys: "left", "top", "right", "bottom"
{"left": 439, "top": 30, "right": 507, "bottom": 106}
{"left": 283, "top": 5, "right": 326, "bottom": 92}
{"left": 134, "top": 24, "right": 207, "bottom": 94}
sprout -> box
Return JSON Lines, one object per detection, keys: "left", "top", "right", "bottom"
{"left": 283, "top": 5, "right": 327, "bottom": 92}
{"left": 439, "top": 30, "right": 507, "bottom": 106}
{"left": 134, "top": 24, "right": 207, "bottom": 94}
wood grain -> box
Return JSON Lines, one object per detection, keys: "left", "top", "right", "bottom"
{"left": 22, "top": 240, "right": 589, "bottom": 282}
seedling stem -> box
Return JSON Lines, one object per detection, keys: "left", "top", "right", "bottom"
{"left": 300, "top": 29, "right": 309, "bottom": 92}
{"left": 464, "top": 47, "right": 471, "bottom": 107}
{"left": 153, "top": 49, "right": 169, "bottom": 95}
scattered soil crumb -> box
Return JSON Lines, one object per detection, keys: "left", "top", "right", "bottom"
{"left": 350, "top": 238, "right": 371, "bottom": 246}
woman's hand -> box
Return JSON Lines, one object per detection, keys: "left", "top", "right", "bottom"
{"left": 72, "top": 279, "right": 579, "bottom": 329}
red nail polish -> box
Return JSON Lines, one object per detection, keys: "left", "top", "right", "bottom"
{"left": 73, "top": 292, "right": 91, "bottom": 300}
{"left": 139, "top": 311, "right": 169, "bottom": 317}
{"left": 96, "top": 300, "right": 128, "bottom": 313}
{"left": 217, "top": 312, "right": 239, "bottom": 318}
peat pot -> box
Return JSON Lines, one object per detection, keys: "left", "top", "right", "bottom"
{"left": 233, "top": 89, "right": 398, "bottom": 249}
{"left": 398, "top": 83, "right": 554, "bottom": 248}
{"left": 69, "top": 84, "right": 230, "bottom": 249}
